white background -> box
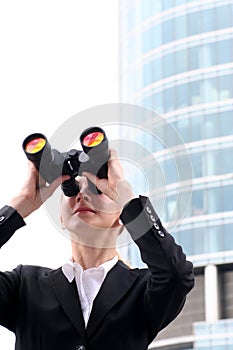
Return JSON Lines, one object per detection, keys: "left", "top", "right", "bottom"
{"left": 0, "top": 1, "right": 119, "bottom": 348}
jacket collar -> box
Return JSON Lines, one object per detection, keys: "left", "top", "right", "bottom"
{"left": 48, "top": 261, "right": 138, "bottom": 339}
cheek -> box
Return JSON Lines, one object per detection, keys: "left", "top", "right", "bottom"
{"left": 92, "top": 196, "right": 120, "bottom": 214}
{"left": 60, "top": 198, "right": 74, "bottom": 221}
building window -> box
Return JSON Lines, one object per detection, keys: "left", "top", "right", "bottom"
{"left": 219, "top": 265, "right": 233, "bottom": 319}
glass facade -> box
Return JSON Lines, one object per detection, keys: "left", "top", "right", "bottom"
{"left": 119, "top": 0, "right": 233, "bottom": 349}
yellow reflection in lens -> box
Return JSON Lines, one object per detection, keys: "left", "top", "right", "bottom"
{"left": 25, "top": 138, "right": 46, "bottom": 154}
{"left": 83, "top": 132, "right": 104, "bottom": 147}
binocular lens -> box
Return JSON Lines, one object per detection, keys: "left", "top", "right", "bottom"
{"left": 82, "top": 131, "right": 104, "bottom": 147}
{"left": 25, "top": 137, "right": 46, "bottom": 154}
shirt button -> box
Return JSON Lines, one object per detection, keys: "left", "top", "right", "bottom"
{"left": 0, "top": 216, "right": 5, "bottom": 222}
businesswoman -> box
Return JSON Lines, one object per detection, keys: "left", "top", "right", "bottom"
{"left": 0, "top": 149, "right": 194, "bottom": 350}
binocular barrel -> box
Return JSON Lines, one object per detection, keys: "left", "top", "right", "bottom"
{"left": 22, "top": 127, "right": 110, "bottom": 196}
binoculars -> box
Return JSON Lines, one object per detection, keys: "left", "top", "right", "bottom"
{"left": 22, "top": 126, "right": 109, "bottom": 197}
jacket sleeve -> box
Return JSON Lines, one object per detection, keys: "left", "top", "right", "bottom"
{"left": 0, "top": 205, "right": 26, "bottom": 248}
{"left": 120, "top": 195, "right": 195, "bottom": 341}
{"left": 0, "top": 205, "right": 25, "bottom": 331}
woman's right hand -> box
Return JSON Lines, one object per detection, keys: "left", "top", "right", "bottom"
{"left": 8, "top": 161, "right": 69, "bottom": 218}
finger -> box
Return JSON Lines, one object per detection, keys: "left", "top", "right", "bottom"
{"left": 108, "top": 156, "right": 124, "bottom": 180}
{"left": 109, "top": 148, "right": 118, "bottom": 160}
{"left": 82, "top": 172, "right": 108, "bottom": 193}
{"left": 40, "top": 175, "right": 70, "bottom": 200}
{"left": 82, "top": 171, "right": 99, "bottom": 187}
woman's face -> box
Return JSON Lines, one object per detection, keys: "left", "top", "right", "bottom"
{"left": 60, "top": 176, "right": 122, "bottom": 236}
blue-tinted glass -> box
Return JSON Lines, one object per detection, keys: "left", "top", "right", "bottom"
{"left": 202, "top": 8, "right": 215, "bottom": 32}
{"left": 208, "top": 187, "right": 221, "bottom": 213}
{"left": 128, "top": 37, "right": 135, "bottom": 63}
{"left": 191, "top": 153, "right": 203, "bottom": 178}
{"left": 152, "top": 57, "right": 163, "bottom": 81}
{"left": 189, "top": 46, "right": 199, "bottom": 70}
{"left": 175, "top": 15, "right": 187, "bottom": 40}
{"left": 210, "top": 42, "right": 218, "bottom": 66}
{"left": 200, "top": 78, "right": 218, "bottom": 103}
{"left": 164, "top": 52, "right": 174, "bottom": 78}
{"left": 164, "top": 87, "right": 175, "bottom": 113}
{"left": 175, "top": 0, "right": 187, "bottom": 6}
{"left": 219, "top": 74, "right": 233, "bottom": 100}
{"left": 154, "top": 91, "right": 164, "bottom": 114}
{"left": 153, "top": 0, "right": 162, "bottom": 14}
{"left": 164, "top": 159, "right": 178, "bottom": 184}
{"left": 192, "top": 190, "right": 204, "bottom": 215}
{"left": 127, "top": 71, "right": 135, "bottom": 93}
{"left": 143, "top": 95, "right": 153, "bottom": 109}
{"left": 162, "top": 19, "right": 174, "bottom": 44}
{"left": 190, "top": 80, "right": 200, "bottom": 105}
{"left": 142, "top": 0, "right": 162, "bottom": 21}
{"left": 176, "top": 84, "right": 188, "bottom": 109}
{"left": 190, "top": 115, "right": 204, "bottom": 141}
{"left": 142, "top": 0, "right": 151, "bottom": 21}
{"left": 179, "top": 230, "right": 192, "bottom": 256}
{"left": 142, "top": 29, "right": 151, "bottom": 53}
{"left": 216, "top": 5, "right": 232, "bottom": 30}
{"left": 204, "top": 114, "right": 219, "bottom": 138}
{"left": 143, "top": 62, "right": 151, "bottom": 86}
{"left": 204, "top": 150, "right": 218, "bottom": 176}
{"left": 223, "top": 185, "right": 233, "bottom": 211}
{"left": 220, "top": 110, "right": 233, "bottom": 137}
{"left": 193, "top": 225, "right": 205, "bottom": 254}
{"left": 220, "top": 147, "right": 233, "bottom": 174}
{"left": 127, "top": 10, "right": 135, "bottom": 32}
{"left": 199, "top": 45, "right": 214, "bottom": 68}
{"left": 175, "top": 49, "right": 187, "bottom": 74}
{"left": 188, "top": 11, "right": 201, "bottom": 36}
{"left": 176, "top": 118, "right": 190, "bottom": 142}
{"left": 153, "top": 25, "right": 162, "bottom": 49}
{"left": 163, "top": 0, "right": 173, "bottom": 11}
{"left": 143, "top": 93, "right": 165, "bottom": 113}
{"left": 143, "top": 26, "right": 162, "bottom": 53}
{"left": 166, "top": 195, "right": 177, "bottom": 220}
{"left": 224, "top": 224, "right": 233, "bottom": 251}
{"left": 208, "top": 224, "right": 222, "bottom": 252}
{"left": 218, "top": 39, "right": 233, "bottom": 65}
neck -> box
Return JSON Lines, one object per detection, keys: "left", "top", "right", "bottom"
{"left": 71, "top": 241, "right": 117, "bottom": 270}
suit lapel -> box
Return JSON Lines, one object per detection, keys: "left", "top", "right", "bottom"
{"left": 48, "top": 267, "right": 86, "bottom": 340}
{"left": 86, "top": 261, "right": 138, "bottom": 338}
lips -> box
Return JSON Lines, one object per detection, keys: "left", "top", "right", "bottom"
{"left": 73, "top": 206, "right": 96, "bottom": 215}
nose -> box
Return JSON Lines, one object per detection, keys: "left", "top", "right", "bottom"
{"left": 75, "top": 176, "right": 91, "bottom": 202}
{"left": 76, "top": 190, "right": 91, "bottom": 203}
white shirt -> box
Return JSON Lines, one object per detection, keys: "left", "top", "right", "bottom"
{"left": 62, "top": 256, "right": 118, "bottom": 327}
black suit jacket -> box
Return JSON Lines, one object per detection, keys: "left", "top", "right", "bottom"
{"left": 0, "top": 196, "right": 194, "bottom": 350}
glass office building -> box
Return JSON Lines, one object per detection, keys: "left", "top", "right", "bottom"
{"left": 119, "top": 0, "right": 233, "bottom": 349}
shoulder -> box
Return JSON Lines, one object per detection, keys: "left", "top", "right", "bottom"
{"left": 117, "top": 260, "right": 150, "bottom": 282}
{"left": 14, "top": 264, "right": 58, "bottom": 279}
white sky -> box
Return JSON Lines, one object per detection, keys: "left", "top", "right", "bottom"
{"left": 0, "top": 1, "right": 119, "bottom": 347}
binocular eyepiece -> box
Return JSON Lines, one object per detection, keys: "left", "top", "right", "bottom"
{"left": 22, "top": 126, "right": 109, "bottom": 197}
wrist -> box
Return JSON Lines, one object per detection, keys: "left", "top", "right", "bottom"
{"left": 114, "top": 180, "right": 135, "bottom": 210}
{"left": 8, "top": 196, "right": 32, "bottom": 218}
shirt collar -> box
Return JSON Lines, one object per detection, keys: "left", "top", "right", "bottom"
{"left": 62, "top": 255, "right": 118, "bottom": 283}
